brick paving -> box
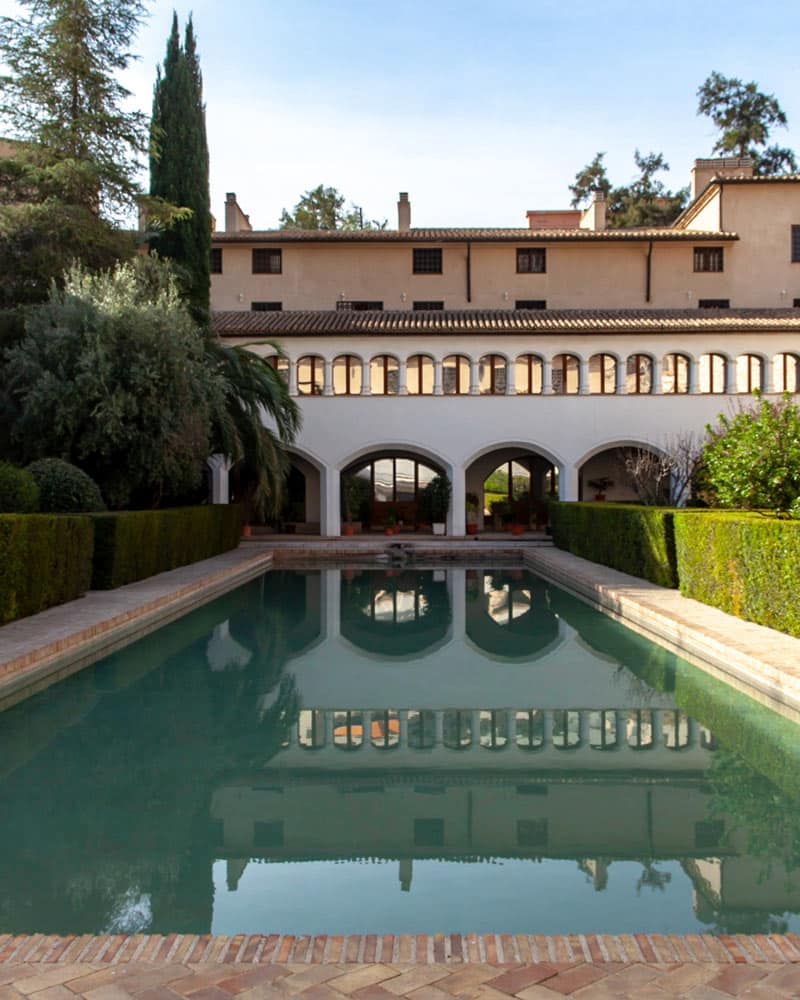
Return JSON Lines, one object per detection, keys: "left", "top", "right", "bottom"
{"left": 1, "top": 936, "right": 800, "bottom": 999}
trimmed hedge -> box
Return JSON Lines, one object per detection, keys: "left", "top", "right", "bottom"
{"left": 674, "top": 511, "right": 800, "bottom": 638}
{"left": 90, "top": 505, "right": 241, "bottom": 590}
{"left": 0, "top": 514, "right": 94, "bottom": 624}
{"left": 549, "top": 502, "right": 678, "bottom": 587}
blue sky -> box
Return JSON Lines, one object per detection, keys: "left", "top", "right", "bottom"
{"left": 5, "top": 0, "right": 800, "bottom": 227}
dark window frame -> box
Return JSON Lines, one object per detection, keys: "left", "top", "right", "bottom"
{"left": 406, "top": 354, "right": 434, "bottom": 395}
{"left": 251, "top": 301, "right": 282, "bottom": 311}
{"left": 297, "top": 355, "right": 324, "bottom": 395}
{"left": 698, "top": 298, "right": 730, "bottom": 309}
{"left": 479, "top": 353, "right": 506, "bottom": 395}
{"left": 370, "top": 354, "right": 399, "bottom": 395}
{"left": 626, "top": 353, "right": 653, "bottom": 395}
{"left": 516, "top": 248, "right": 546, "bottom": 274}
{"left": 412, "top": 248, "right": 442, "bottom": 274}
{"left": 515, "top": 354, "right": 543, "bottom": 395}
{"left": 210, "top": 248, "right": 222, "bottom": 274}
{"left": 515, "top": 299, "right": 547, "bottom": 310}
{"left": 332, "top": 354, "right": 361, "bottom": 396}
{"left": 252, "top": 248, "right": 282, "bottom": 274}
{"left": 412, "top": 300, "right": 444, "bottom": 311}
{"left": 589, "top": 353, "right": 617, "bottom": 395}
{"left": 442, "top": 354, "right": 470, "bottom": 395}
{"left": 792, "top": 225, "right": 800, "bottom": 262}
{"left": 663, "top": 353, "right": 690, "bottom": 394}
{"left": 336, "top": 300, "right": 383, "bottom": 311}
{"left": 693, "top": 246, "right": 724, "bottom": 273}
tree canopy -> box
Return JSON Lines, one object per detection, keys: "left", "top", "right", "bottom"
{"left": 701, "top": 393, "right": 800, "bottom": 515}
{"left": 697, "top": 72, "right": 797, "bottom": 175}
{"left": 279, "top": 185, "right": 386, "bottom": 230}
{"left": 569, "top": 151, "right": 688, "bottom": 227}
{"left": 149, "top": 13, "right": 211, "bottom": 324}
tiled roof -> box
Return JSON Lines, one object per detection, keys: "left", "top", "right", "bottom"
{"left": 212, "top": 227, "right": 737, "bottom": 244}
{"left": 213, "top": 308, "right": 800, "bottom": 337}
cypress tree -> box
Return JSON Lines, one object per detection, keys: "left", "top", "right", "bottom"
{"left": 149, "top": 13, "right": 210, "bottom": 324}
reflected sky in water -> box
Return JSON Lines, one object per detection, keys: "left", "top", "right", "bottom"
{"left": 1, "top": 567, "right": 799, "bottom": 935}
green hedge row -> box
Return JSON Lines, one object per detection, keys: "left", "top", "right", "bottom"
{"left": 90, "top": 505, "right": 242, "bottom": 589}
{"left": 674, "top": 511, "right": 800, "bottom": 638}
{"left": 548, "top": 502, "right": 678, "bottom": 587}
{"left": 0, "top": 514, "right": 94, "bottom": 624}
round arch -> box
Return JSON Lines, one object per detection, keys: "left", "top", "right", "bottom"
{"left": 576, "top": 439, "right": 668, "bottom": 504}
{"left": 464, "top": 441, "right": 563, "bottom": 532}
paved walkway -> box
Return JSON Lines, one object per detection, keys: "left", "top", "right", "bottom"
{"left": 1, "top": 934, "right": 800, "bottom": 999}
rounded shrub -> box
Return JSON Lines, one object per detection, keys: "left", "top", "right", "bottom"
{"left": 0, "top": 461, "right": 39, "bottom": 513}
{"left": 27, "top": 458, "right": 106, "bottom": 513}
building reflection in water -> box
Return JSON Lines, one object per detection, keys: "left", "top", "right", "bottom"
{"left": 0, "top": 567, "right": 799, "bottom": 935}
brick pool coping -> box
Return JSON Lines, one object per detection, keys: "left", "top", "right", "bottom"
{"left": 2, "top": 931, "right": 800, "bottom": 965}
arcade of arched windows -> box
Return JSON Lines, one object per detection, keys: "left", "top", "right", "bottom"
{"left": 267, "top": 350, "right": 800, "bottom": 397}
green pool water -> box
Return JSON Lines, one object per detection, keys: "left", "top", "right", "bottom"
{"left": 1, "top": 565, "right": 800, "bottom": 936}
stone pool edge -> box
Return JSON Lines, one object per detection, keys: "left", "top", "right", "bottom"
{"left": 0, "top": 548, "right": 273, "bottom": 711}
{"left": 524, "top": 547, "right": 800, "bottom": 721}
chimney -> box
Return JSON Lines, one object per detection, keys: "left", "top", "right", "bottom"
{"left": 397, "top": 192, "right": 410, "bottom": 232}
{"left": 690, "top": 157, "right": 753, "bottom": 200}
{"left": 579, "top": 190, "right": 607, "bottom": 231}
{"left": 225, "top": 192, "right": 252, "bottom": 233}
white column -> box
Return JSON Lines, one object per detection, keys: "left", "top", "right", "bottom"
{"left": 322, "top": 569, "right": 341, "bottom": 640}
{"left": 541, "top": 710, "right": 553, "bottom": 747}
{"left": 360, "top": 358, "right": 371, "bottom": 395}
{"left": 449, "top": 568, "right": 465, "bottom": 640}
{"left": 579, "top": 358, "right": 590, "bottom": 395}
{"left": 288, "top": 358, "right": 298, "bottom": 396}
{"left": 398, "top": 358, "right": 408, "bottom": 395}
{"left": 725, "top": 357, "right": 737, "bottom": 395}
{"left": 559, "top": 463, "right": 580, "bottom": 501}
{"left": 615, "top": 359, "right": 626, "bottom": 395}
{"left": 207, "top": 454, "right": 232, "bottom": 504}
{"left": 321, "top": 465, "right": 340, "bottom": 537}
{"left": 449, "top": 466, "right": 466, "bottom": 536}
{"left": 504, "top": 358, "right": 516, "bottom": 395}
{"left": 688, "top": 357, "right": 699, "bottom": 394}
{"left": 434, "top": 710, "right": 444, "bottom": 747}
{"left": 541, "top": 358, "right": 553, "bottom": 395}
{"left": 651, "top": 356, "right": 662, "bottom": 394}
{"left": 469, "top": 359, "right": 480, "bottom": 395}
{"left": 322, "top": 358, "right": 333, "bottom": 396}
{"left": 433, "top": 358, "right": 444, "bottom": 396}
{"left": 765, "top": 356, "right": 776, "bottom": 394}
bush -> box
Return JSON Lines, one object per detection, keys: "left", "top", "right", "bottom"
{"left": 27, "top": 458, "right": 106, "bottom": 513}
{"left": 549, "top": 502, "right": 678, "bottom": 587}
{"left": 90, "top": 505, "right": 242, "bottom": 589}
{"left": 0, "top": 461, "right": 39, "bottom": 513}
{"left": 0, "top": 514, "right": 93, "bottom": 623}
{"left": 674, "top": 511, "right": 800, "bottom": 637}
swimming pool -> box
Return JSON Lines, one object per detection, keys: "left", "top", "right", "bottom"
{"left": 1, "top": 566, "right": 798, "bottom": 935}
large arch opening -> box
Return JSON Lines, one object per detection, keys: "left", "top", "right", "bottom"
{"left": 579, "top": 444, "right": 668, "bottom": 504}
{"left": 341, "top": 449, "right": 447, "bottom": 532}
{"left": 465, "top": 446, "right": 557, "bottom": 532}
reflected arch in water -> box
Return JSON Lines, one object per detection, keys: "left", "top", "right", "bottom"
{"left": 465, "top": 570, "right": 562, "bottom": 660}
{"left": 340, "top": 568, "right": 452, "bottom": 657}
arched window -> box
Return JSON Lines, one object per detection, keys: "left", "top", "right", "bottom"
{"left": 406, "top": 354, "right": 434, "bottom": 395}
{"left": 699, "top": 353, "right": 726, "bottom": 393}
{"left": 371, "top": 710, "right": 400, "bottom": 749}
{"left": 662, "top": 711, "right": 689, "bottom": 750}
{"left": 443, "top": 710, "right": 472, "bottom": 749}
{"left": 774, "top": 353, "right": 800, "bottom": 393}
{"left": 662, "top": 353, "right": 690, "bottom": 394}
{"left": 442, "top": 354, "right": 470, "bottom": 395}
{"left": 370, "top": 354, "right": 399, "bottom": 395}
{"left": 515, "top": 354, "right": 542, "bottom": 394}
{"left": 627, "top": 710, "right": 654, "bottom": 749}
{"left": 298, "top": 709, "right": 325, "bottom": 749}
{"left": 479, "top": 354, "right": 507, "bottom": 394}
{"left": 332, "top": 354, "right": 361, "bottom": 395}
{"left": 551, "top": 354, "right": 580, "bottom": 394}
{"left": 588, "top": 353, "right": 616, "bottom": 394}
{"left": 479, "top": 710, "right": 509, "bottom": 749}
{"left": 408, "top": 710, "right": 435, "bottom": 749}
{"left": 515, "top": 710, "right": 544, "bottom": 749}
{"left": 266, "top": 354, "right": 290, "bottom": 383}
{"left": 333, "top": 710, "right": 363, "bottom": 749}
{"left": 736, "top": 354, "right": 762, "bottom": 394}
{"left": 553, "top": 710, "right": 581, "bottom": 748}
{"left": 626, "top": 354, "right": 652, "bottom": 394}
{"left": 589, "top": 711, "right": 617, "bottom": 750}
{"left": 297, "top": 355, "right": 324, "bottom": 395}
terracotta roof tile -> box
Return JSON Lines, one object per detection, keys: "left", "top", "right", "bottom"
{"left": 212, "top": 227, "right": 736, "bottom": 244}
{"left": 212, "top": 307, "right": 800, "bottom": 337}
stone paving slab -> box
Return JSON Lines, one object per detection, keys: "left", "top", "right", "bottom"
{"left": 0, "top": 548, "right": 273, "bottom": 711}
{"left": 2, "top": 937, "right": 800, "bottom": 999}
{"left": 524, "top": 547, "right": 800, "bottom": 721}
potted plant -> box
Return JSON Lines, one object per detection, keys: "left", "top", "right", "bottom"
{"left": 384, "top": 508, "right": 398, "bottom": 535}
{"left": 419, "top": 473, "right": 451, "bottom": 535}
{"left": 587, "top": 476, "right": 614, "bottom": 501}
{"left": 465, "top": 492, "right": 480, "bottom": 535}
{"left": 341, "top": 473, "right": 364, "bottom": 535}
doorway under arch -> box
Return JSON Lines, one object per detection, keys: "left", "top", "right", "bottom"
{"left": 341, "top": 450, "right": 447, "bottom": 532}
{"left": 466, "top": 447, "right": 557, "bottom": 532}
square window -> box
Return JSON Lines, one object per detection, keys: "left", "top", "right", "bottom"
{"left": 695, "top": 819, "right": 725, "bottom": 849}
{"left": 516, "top": 248, "right": 546, "bottom": 273}
{"left": 413, "top": 301, "right": 444, "bottom": 310}
{"left": 693, "top": 247, "right": 724, "bottom": 272}
{"left": 254, "top": 820, "right": 284, "bottom": 847}
{"left": 252, "top": 248, "right": 282, "bottom": 274}
{"left": 413, "top": 248, "right": 442, "bottom": 274}
{"left": 792, "top": 225, "right": 800, "bottom": 262}
{"left": 414, "top": 818, "right": 444, "bottom": 846}
{"left": 210, "top": 248, "right": 222, "bottom": 274}
{"left": 515, "top": 300, "right": 547, "bottom": 310}
{"left": 794, "top": 298, "right": 800, "bottom": 308}
{"left": 336, "top": 300, "right": 383, "bottom": 311}
{"left": 517, "top": 819, "right": 548, "bottom": 848}
{"left": 698, "top": 299, "right": 730, "bottom": 309}
{"left": 251, "top": 301, "right": 282, "bottom": 311}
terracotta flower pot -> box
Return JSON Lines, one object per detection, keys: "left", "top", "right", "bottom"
{"left": 342, "top": 524, "right": 355, "bottom": 536}
{"left": 511, "top": 524, "right": 524, "bottom": 536}
{"left": 241, "top": 524, "right": 252, "bottom": 538}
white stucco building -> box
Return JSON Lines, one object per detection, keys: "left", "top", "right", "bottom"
{"left": 209, "top": 157, "right": 800, "bottom": 535}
